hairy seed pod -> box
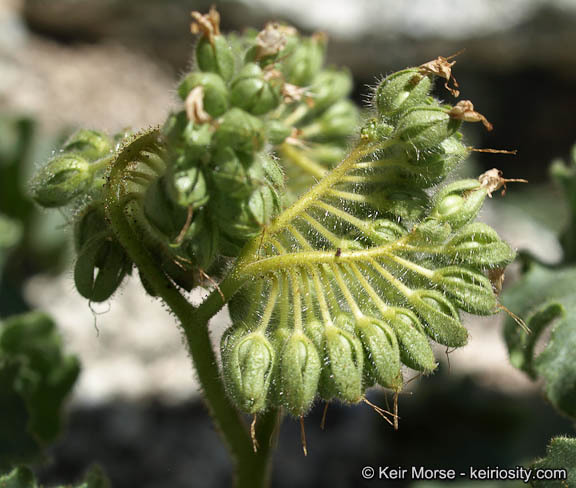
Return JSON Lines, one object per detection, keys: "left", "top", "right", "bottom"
{"left": 196, "top": 35, "right": 235, "bottom": 81}
{"left": 431, "top": 179, "right": 487, "bottom": 229}
{"left": 386, "top": 309, "right": 436, "bottom": 373}
{"left": 162, "top": 111, "right": 188, "bottom": 148}
{"left": 396, "top": 106, "right": 461, "bottom": 150}
{"left": 433, "top": 266, "right": 498, "bottom": 315}
{"left": 355, "top": 316, "right": 402, "bottom": 389}
{"left": 259, "top": 154, "right": 285, "bottom": 189}
{"left": 230, "top": 63, "right": 282, "bottom": 115}
{"left": 278, "top": 332, "right": 321, "bottom": 416}
{"left": 74, "top": 234, "right": 131, "bottom": 302}
{"left": 369, "top": 186, "right": 429, "bottom": 220}
{"left": 167, "top": 163, "right": 209, "bottom": 209}
{"left": 185, "top": 215, "right": 219, "bottom": 269}
{"left": 62, "top": 129, "right": 113, "bottom": 161}
{"left": 223, "top": 331, "right": 275, "bottom": 413}
{"left": 73, "top": 204, "right": 108, "bottom": 252}
{"left": 178, "top": 72, "right": 229, "bottom": 117}
{"left": 266, "top": 120, "right": 292, "bottom": 146}
{"left": 375, "top": 69, "right": 432, "bottom": 120}
{"left": 446, "top": 222, "right": 516, "bottom": 268}
{"left": 281, "top": 36, "right": 325, "bottom": 86}
{"left": 409, "top": 289, "right": 468, "bottom": 347}
{"left": 30, "top": 154, "right": 92, "bottom": 208}
{"left": 310, "top": 69, "right": 353, "bottom": 112}
{"left": 143, "top": 176, "right": 188, "bottom": 241}
{"left": 411, "top": 218, "right": 452, "bottom": 244}
{"left": 213, "top": 108, "right": 265, "bottom": 154}
{"left": 183, "top": 123, "right": 213, "bottom": 155}
{"left": 323, "top": 324, "right": 364, "bottom": 403}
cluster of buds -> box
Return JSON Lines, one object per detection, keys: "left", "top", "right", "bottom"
{"left": 220, "top": 53, "right": 520, "bottom": 417}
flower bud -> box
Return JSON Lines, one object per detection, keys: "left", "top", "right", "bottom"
{"left": 375, "top": 69, "right": 432, "bottom": 120}
{"left": 278, "top": 332, "right": 321, "bottom": 415}
{"left": 62, "top": 129, "right": 113, "bottom": 161}
{"left": 31, "top": 154, "right": 92, "bottom": 208}
{"left": 323, "top": 325, "right": 364, "bottom": 403}
{"left": 396, "top": 106, "right": 461, "bottom": 150}
{"left": 196, "top": 35, "right": 235, "bottom": 81}
{"left": 223, "top": 331, "right": 275, "bottom": 413}
{"left": 387, "top": 309, "right": 436, "bottom": 373}
{"left": 446, "top": 223, "right": 516, "bottom": 268}
{"left": 431, "top": 179, "right": 487, "bottom": 229}
{"left": 143, "top": 176, "right": 188, "bottom": 241}
{"left": 230, "top": 63, "right": 282, "bottom": 115}
{"left": 355, "top": 316, "right": 402, "bottom": 389}
{"left": 213, "top": 108, "right": 265, "bottom": 154}
{"left": 281, "top": 36, "right": 325, "bottom": 86}
{"left": 360, "top": 118, "right": 395, "bottom": 142}
{"left": 74, "top": 234, "right": 131, "bottom": 302}
{"left": 266, "top": 120, "right": 292, "bottom": 145}
{"left": 432, "top": 266, "right": 498, "bottom": 315}
{"left": 302, "top": 100, "right": 359, "bottom": 141}
{"left": 310, "top": 69, "right": 353, "bottom": 112}
{"left": 178, "top": 72, "right": 229, "bottom": 117}
{"left": 408, "top": 289, "right": 468, "bottom": 347}
{"left": 167, "top": 162, "right": 209, "bottom": 209}
{"left": 212, "top": 147, "right": 252, "bottom": 198}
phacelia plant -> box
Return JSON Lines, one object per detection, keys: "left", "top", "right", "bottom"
{"left": 29, "top": 9, "right": 523, "bottom": 486}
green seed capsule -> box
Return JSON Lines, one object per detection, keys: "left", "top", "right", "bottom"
{"left": 281, "top": 36, "right": 325, "bottom": 86}
{"left": 185, "top": 216, "right": 219, "bottom": 269}
{"left": 278, "top": 332, "right": 321, "bottom": 416}
{"left": 259, "top": 154, "right": 285, "bottom": 189}
{"left": 196, "top": 35, "right": 235, "bottom": 81}
{"left": 368, "top": 186, "right": 429, "bottom": 220}
{"left": 355, "top": 316, "right": 402, "bottom": 389}
{"left": 213, "top": 108, "right": 265, "bottom": 154}
{"left": 411, "top": 218, "right": 452, "bottom": 244}
{"left": 31, "top": 154, "right": 92, "bottom": 208}
{"left": 183, "top": 123, "right": 213, "bottom": 154}
{"left": 370, "top": 219, "right": 407, "bottom": 243}
{"left": 375, "top": 69, "right": 432, "bottom": 120}
{"left": 431, "top": 179, "right": 488, "bottom": 229}
{"left": 167, "top": 163, "right": 209, "bottom": 209}
{"left": 74, "top": 234, "right": 131, "bottom": 302}
{"left": 446, "top": 222, "right": 516, "bottom": 268}
{"left": 178, "top": 72, "right": 229, "bottom": 117}
{"left": 433, "top": 266, "right": 498, "bottom": 315}
{"left": 266, "top": 120, "right": 292, "bottom": 146}
{"left": 310, "top": 69, "right": 353, "bottom": 112}
{"left": 302, "top": 100, "right": 359, "bottom": 141}
{"left": 386, "top": 309, "right": 436, "bottom": 373}
{"left": 323, "top": 325, "right": 364, "bottom": 403}
{"left": 143, "top": 176, "right": 188, "bottom": 241}
{"left": 396, "top": 106, "right": 461, "bottom": 150}
{"left": 408, "top": 289, "right": 468, "bottom": 347}
{"left": 212, "top": 147, "right": 253, "bottom": 198}
{"left": 162, "top": 111, "right": 188, "bottom": 147}
{"left": 223, "top": 331, "right": 275, "bottom": 413}
{"left": 62, "top": 129, "right": 113, "bottom": 161}
{"left": 230, "top": 63, "right": 282, "bottom": 115}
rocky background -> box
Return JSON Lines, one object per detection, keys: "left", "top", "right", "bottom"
{"left": 1, "top": 1, "right": 576, "bottom": 487}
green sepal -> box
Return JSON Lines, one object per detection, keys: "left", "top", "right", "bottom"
{"left": 280, "top": 36, "right": 325, "bottom": 86}
{"left": 368, "top": 186, "right": 429, "bottom": 220}
{"left": 408, "top": 289, "right": 467, "bottom": 347}
{"left": 30, "top": 154, "right": 92, "bottom": 208}
{"left": 310, "top": 69, "right": 353, "bottom": 112}
{"left": 185, "top": 215, "right": 219, "bottom": 269}
{"left": 167, "top": 163, "right": 209, "bottom": 209}
{"left": 73, "top": 204, "right": 109, "bottom": 252}
{"left": 433, "top": 266, "right": 498, "bottom": 315}
{"left": 396, "top": 106, "right": 461, "bottom": 150}
{"left": 386, "top": 309, "right": 436, "bottom": 372}
{"left": 375, "top": 69, "right": 432, "bottom": 120}
{"left": 196, "top": 35, "right": 235, "bottom": 81}
{"left": 530, "top": 437, "right": 576, "bottom": 487}
{"left": 266, "top": 120, "right": 292, "bottom": 146}
{"left": 178, "top": 72, "right": 229, "bottom": 117}
{"left": 143, "top": 176, "right": 188, "bottom": 241}
{"left": 213, "top": 108, "right": 265, "bottom": 154}
{"left": 278, "top": 332, "right": 321, "bottom": 416}
{"left": 355, "top": 316, "right": 402, "bottom": 389}
{"left": 369, "top": 219, "right": 407, "bottom": 243}
{"left": 74, "top": 234, "right": 131, "bottom": 302}
{"left": 212, "top": 146, "right": 253, "bottom": 198}
{"left": 303, "top": 100, "right": 359, "bottom": 141}
{"left": 431, "top": 179, "right": 487, "bottom": 229}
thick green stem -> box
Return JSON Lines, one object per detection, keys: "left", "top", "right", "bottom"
{"left": 103, "top": 131, "right": 280, "bottom": 487}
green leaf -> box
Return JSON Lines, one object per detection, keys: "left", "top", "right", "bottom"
{"left": 531, "top": 436, "right": 576, "bottom": 487}
{"left": 503, "top": 262, "right": 576, "bottom": 418}
{"left": 0, "top": 465, "right": 109, "bottom": 488}
{"left": 0, "top": 312, "right": 80, "bottom": 469}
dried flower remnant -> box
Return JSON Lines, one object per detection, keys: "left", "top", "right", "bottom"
{"left": 449, "top": 100, "right": 493, "bottom": 131}
{"left": 479, "top": 168, "right": 528, "bottom": 197}
{"left": 190, "top": 7, "right": 221, "bottom": 43}
{"left": 418, "top": 51, "right": 463, "bottom": 97}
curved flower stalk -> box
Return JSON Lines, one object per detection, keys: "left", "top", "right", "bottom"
{"left": 29, "top": 8, "right": 523, "bottom": 487}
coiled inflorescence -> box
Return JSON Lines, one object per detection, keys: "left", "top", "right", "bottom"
{"left": 29, "top": 9, "right": 518, "bottom": 420}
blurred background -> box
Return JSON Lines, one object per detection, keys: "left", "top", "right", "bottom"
{"left": 1, "top": 0, "right": 576, "bottom": 486}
